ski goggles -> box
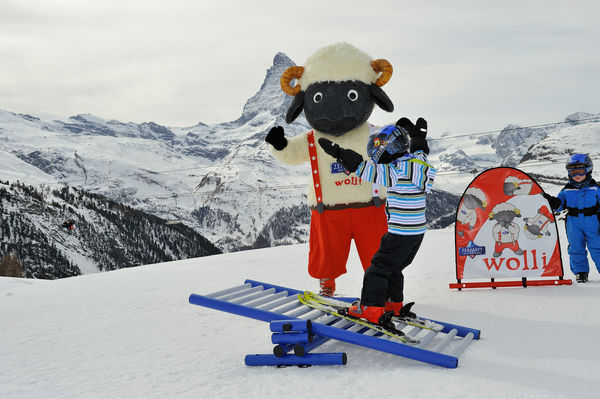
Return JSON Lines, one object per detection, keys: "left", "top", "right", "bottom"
{"left": 568, "top": 168, "right": 587, "bottom": 177}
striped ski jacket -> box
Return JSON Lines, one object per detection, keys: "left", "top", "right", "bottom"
{"left": 356, "top": 151, "right": 436, "bottom": 235}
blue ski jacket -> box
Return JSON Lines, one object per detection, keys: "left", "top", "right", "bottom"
{"left": 554, "top": 178, "right": 600, "bottom": 273}
{"left": 555, "top": 180, "right": 600, "bottom": 223}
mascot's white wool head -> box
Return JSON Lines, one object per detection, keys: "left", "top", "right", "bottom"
{"left": 298, "top": 43, "right": 385, "bottom": 88}
{"left": 280, "top": 42, "right": 394, "bottom": 136}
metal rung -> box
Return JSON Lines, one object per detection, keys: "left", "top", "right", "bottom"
{"left": 416, "top": 330, "right": 438, "bottom": 348}
{"left": 317, "top": 315, "right": 340, "bottom": 325}
{"left": 407, "top": 326, "right": 421, "bottom": 337}
{"left": 206, "top": 283, "right": 252, "bottom": 298}
{"left": 394, "top": 322, "right": 408, "bottom": 331}
{"left": 276, "top": 300, "right": 304, "bottom": 314}
{"left": 331, "top": 320, "right": 353, "bottom": 329}
{"left": 346, "top": 324, "right": 364, "bottom": 333}
{"left": 302, "top": 310, "right": 328, "bottom": 320}
{"left": 218, "top": 286, "right": 263, "bottom": 302}
{"left": 245, "top": 291, "right": 288, "bottom": 308}
{"left": 432, "top": 329, "right": 458, "bottom": 353}
{"left": 449, "top": 332, "right": 474, "bottom": 357}
{"left": 231, "top": 288, "right": 276, "bottom": 305}
{"left": 257, "top": 295, "right": 298, "bottom": 311}
{"left": 286, "top": 305, "right": 316, "bottom": 318}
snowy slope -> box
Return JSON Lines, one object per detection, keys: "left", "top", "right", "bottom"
{"left": 0, "top": 149, "right": 57, "bottom": 184}
{"left": 1, "top": 225, "right": 599, "bottom": 398}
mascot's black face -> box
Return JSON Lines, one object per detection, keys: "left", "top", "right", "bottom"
{"left": 490, "top": 210, "right": 521, "bottom": 228}
{"left": 503, "top": 182, "right": 517, "bottom": 196}
{"left": 526, "top": 224, "right": 542, "bottom": 236}
{"left": 286, "top": 80, "right": 393, "bottom": 137}
{"left": 463, "top": 194, "right": 485, "bottom": 210}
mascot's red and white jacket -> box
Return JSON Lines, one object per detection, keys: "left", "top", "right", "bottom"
{"left": 267, "top": 43, "right": 396, "bottom": 292}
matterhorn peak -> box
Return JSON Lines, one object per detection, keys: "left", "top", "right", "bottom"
{"left": 237, "top": 52, "right": 296, "bottom": 124}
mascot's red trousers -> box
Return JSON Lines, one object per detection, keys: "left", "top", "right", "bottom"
{"left": 308, "top": 205, "right": 388, "bottom": 279}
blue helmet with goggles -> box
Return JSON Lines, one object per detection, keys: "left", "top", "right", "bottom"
{"left": 566, "top": 153, "right": 593, "bottom": 177}
{"left": 367, "top": 125, "right": 410, "bottom": 163}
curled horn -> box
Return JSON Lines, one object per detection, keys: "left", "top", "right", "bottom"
{"left": 370, "top": 59, "right": 393, "bottom": 87}
{"left": 280, "top": 66, "right": 305, "bottom": 96}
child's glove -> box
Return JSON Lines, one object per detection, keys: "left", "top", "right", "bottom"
{"left": 542, "top": 192, "right": 561, "bottom": 210}
{"left": 265, "top": 126, "right": 287, "bottom": 150}
{"left": 318, "top": 138, "right": 364, "bottom": 173}
{"left": 396, "top": 117, "right": 429, "bottom": 154}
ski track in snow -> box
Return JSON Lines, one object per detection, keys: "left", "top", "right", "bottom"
{"left": 1, "top": 226, "right": 599, "bottom": 398}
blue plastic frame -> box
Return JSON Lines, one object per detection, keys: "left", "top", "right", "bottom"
{"left": 189, "top": 280, "right": 481, "bottom": 368}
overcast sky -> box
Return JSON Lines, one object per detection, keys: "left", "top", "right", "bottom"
{"left": 1, "top": 0, "right": 599, "bottom": 136}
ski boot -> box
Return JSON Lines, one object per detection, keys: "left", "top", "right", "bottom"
{"left": 319, "top": 278, "right": 335, "bottom": 297}
{"left": 576, "top": 272, "right": 588, "bottom": 283}
{"left": 347, "top": 302, "right": 393, "bottom": 326}
{"left": 386, "top": 301, "right": 417, "bottom": 318}
{"left": 385, "top": 300, "right": 444, "bottom": 331}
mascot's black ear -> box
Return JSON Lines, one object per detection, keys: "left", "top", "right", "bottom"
{"left": 370, "top": 85, "right": 394, "bottom": 112}
{"left": 286, "top": 91, "right": 305, "bottom": 123}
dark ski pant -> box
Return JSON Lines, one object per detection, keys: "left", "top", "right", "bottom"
{"left": 360, "top": 232, "right": 424, "bottom": 307}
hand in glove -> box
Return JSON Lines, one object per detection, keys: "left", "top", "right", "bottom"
{"left": 396, "top": 117, "right": 429, "bottom": 154}
{"left": 265, "top": 126, "right": 287, "bottom": 150}
{"left": 542, "top": 192, "right": 561, "bottom": 210}
{"left": 318, "top": 138, "right": 364, "bottom": 173}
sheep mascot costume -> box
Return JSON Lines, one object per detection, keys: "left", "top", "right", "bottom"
{"left": 265, "top": 43, "right": 395, "bottom": 296}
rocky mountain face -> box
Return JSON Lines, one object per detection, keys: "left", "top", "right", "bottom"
{"left": 429, "top": 112, "right": 600, "bottom": 179}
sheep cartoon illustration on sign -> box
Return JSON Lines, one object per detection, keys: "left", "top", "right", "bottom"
{"left": 523, "top": 206, "right": 555, "bottom": 240}
{"left": 456, "top": 187, "right": 487, "bottom": 237}
{"left": 265, "top": 43, "right": 394, "bottom": 296}
{"left": 489, "top": 202, "right": 524, "bottom": 257}
{"left": 503, "top": 176, "right": 533, "bottom": 196}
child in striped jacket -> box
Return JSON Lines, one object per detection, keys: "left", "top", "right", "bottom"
{"left": 319, "top": 117, "right": 436, "bottom": 324}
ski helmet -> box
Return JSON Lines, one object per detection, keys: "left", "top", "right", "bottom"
{"left": 367, "top": 125, "right": 410, "bottom": 163}
{"left": 565, "top": 153, "right": 593, "bottom": 177}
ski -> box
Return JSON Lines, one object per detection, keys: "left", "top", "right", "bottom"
{"left": 298, "top": 292, "right": 420, "bottom": 344}
{"left": 304, "top": 291, "right": 444, "bottom": 332}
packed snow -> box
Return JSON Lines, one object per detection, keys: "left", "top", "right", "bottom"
{"left": 2, "top": 224, "right": 599, "bottom": 398}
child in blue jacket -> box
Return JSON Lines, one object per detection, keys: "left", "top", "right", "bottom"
{"left": 543, "top": 154, "right": 600, "bottom": 283}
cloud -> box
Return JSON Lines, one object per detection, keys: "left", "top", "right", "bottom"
{"left": 1, "top": 0, "right": 599, "bottom": 134}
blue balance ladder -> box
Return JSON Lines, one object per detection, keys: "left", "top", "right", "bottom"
{"left": 189, "top": 279, "right": 480, "bottom": 368}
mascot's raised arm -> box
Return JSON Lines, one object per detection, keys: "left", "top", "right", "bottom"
{"left": 265, "top": 43, "right": 394, "bottom": 296}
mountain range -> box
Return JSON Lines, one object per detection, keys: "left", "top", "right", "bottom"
{"left": 1, "top": 50, "right": 599, "bottom": 276}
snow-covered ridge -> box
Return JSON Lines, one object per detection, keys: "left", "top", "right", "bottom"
{"left": 1, "top": 50, "right": 599, "bottom": 258}
{"left": 429, "top": 112, "right": 600, "bottom": 194}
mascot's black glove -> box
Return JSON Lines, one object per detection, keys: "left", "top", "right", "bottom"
{"left": 265, "top": 126, "right": 287, "bottom": 150}
{"left": 396, "top": 117, "right": 430, "bottom": 154}
{"left": 542, "top": 192, "right": 561, "bottom": 210}
{"left": 318, "top": 138, "right": 364, "bottom": 173}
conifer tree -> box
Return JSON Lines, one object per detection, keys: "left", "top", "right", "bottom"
{"left": 0, "top": 251, "right": 23, "bottom": 277}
